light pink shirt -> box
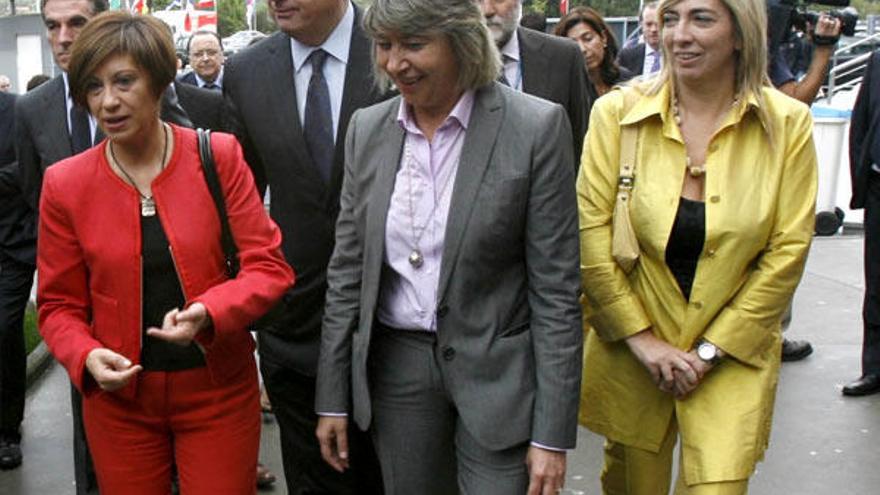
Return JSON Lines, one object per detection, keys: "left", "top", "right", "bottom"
{"left": 375, "top": 91, "right": 475, "bottom": 332}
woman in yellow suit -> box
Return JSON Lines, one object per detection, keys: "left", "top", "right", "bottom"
{"left": 577, "top": 0, "right": 818, "bottom": 493}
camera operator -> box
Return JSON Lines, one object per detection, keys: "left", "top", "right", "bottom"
{"left": 770, "top": 13, "right": 842, "bottom": 105}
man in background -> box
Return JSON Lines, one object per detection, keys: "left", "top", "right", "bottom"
{"left": 616, "top": 1, "right": 662, "bottom": 78}
{"left": 479, "top": 0, "right": 590, "bottom": 162}
{"left": 178, "top": 30, "right": 225, "bottom": 91}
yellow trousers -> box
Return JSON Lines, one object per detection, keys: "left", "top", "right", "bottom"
{"left": 601, "top": 420, "right": 749, "bottom": 495}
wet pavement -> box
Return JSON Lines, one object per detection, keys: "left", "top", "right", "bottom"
{"left": 2, "top": 234, "right": 879, "bottom": 494}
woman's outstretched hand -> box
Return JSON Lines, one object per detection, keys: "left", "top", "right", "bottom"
{"left": 146, "top": 303, "right": 211, "bottom": 346}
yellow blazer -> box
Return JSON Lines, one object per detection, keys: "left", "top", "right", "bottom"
{"left": 577, "top": 82, "right": 817, "bottom": 484}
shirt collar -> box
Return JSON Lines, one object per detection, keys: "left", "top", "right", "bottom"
{"left": 195, "top": 67, "right": 224, "bottom": 88}
{"left": 62, "top": 71, "right": 71, "bottom": 102}
{"left": 620, "top": 81, "right": 762, "bottom": 133}
{"left": 500, "top": 29, "right": 520, "bottom": 63}
{"left": 644, "top": 43, "right": 660, "bottom": 58}
{"left": 290, "top": 0, "right": 353, "bottom": 73}
{"left": 396, "top": 90, "right": 476, "bottom": 136}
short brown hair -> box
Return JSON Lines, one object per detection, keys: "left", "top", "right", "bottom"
{"left": 68, "top": 11, "right": 176, "bottom": 107}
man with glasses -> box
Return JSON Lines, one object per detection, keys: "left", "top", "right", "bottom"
{"left": 179, "top": 30, "right": 225, "bottom": 91}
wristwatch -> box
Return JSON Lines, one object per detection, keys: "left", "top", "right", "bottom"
{"left": 696, "top": 339, "right": 722, "bottom": 366}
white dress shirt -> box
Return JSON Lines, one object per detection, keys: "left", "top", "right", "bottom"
{"left": 289, "top": 1, "right": 354, "bottom": 142}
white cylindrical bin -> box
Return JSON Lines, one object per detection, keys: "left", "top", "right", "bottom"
{"left": 812, "top": 117, "right": 849, "bottom": 214}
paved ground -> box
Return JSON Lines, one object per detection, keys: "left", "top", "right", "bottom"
{"left": 2, "top": 235, "right": 879, "bottom": 494}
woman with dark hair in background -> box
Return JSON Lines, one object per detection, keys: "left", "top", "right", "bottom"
{"left": 37, "top": 11, "right": 293, "bottom": 493}
{"left": 554, "top": 6, "right": 634, "bottom": 97}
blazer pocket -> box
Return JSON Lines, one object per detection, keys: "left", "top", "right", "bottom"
{"left": 497, "top": 320, "right": 530, "bottom": 338}
{"left": 90, "top": 291, "right": 123, "bottom": 349}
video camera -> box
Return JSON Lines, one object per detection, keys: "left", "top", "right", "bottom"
{"left": 767, "top": 0, "right": 858, "bottom": 53}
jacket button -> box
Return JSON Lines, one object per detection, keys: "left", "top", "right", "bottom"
{"left": 709, "top": 195, "right": 720, "bottom": 203}
{"left": 693, "top": 301, "right": 703, "bottom": 309}
{"left": 442, "top": 346, "right": 456, "bottom": 361}
{"left": 437, "top": 305, "right": 449, "bottom": 318}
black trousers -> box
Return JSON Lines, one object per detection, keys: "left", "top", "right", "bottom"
{"left": 0, "top": 253, "right": 34, "bottom": 438}
{"left": 862, "top": 172, "right": 880, "bottom": 375}
{"left": 260, "top": 357, "right": 383, "bottom": 495}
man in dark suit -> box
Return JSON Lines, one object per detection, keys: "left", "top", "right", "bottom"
{"left": 845, "top": 50, "right": 880, "bottom": 396}
{"left": 479, "top": 0, "right": 591, "bottom": 162}
{"left": 177, "top": 30, "right": 225, "bottom": 91}
{"left": 616, "top": 1, "right": 661, "bottom": 78}
{"left": 0, "top": 90, "right": 35, "bottom": 472}
{"left": 223, "top": 0, "right": 386, "bottom": 493}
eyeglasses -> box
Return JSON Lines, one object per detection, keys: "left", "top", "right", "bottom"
{"left": 191, "top": 49, "right": 220, "bottom": 59}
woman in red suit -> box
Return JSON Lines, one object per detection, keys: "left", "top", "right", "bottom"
{"left": 36, "top": 11, "right": 294, "bottom": 494}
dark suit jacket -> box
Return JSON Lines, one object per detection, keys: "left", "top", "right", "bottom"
{"left": 223, "top": 6, "right": 388, "bottom": 374}
{"left": 850, "top": 50, "right": 880, "bottom": 209}
{"left": 316, "top": 83, "right": 583, "bottom": 451}
{"left": 0, "top": 92, "right": 34, "bottom": 264}
{"left": 177, "top": 71, "right": 199, "bottom": 87}
{"left": 173, "top": 80, "right": 227, "bottom": 131}
{"left": 518, "top": 26, "right": 591, "bottom": 162}
{"left": 617, "top": 42, "right": 647, "bottom": 77}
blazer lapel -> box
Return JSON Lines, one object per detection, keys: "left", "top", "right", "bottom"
{"left": 436, "top": 85, "right": 504, "bottom": 300}
{"left": 331, "top": 6, "right": 377, "bottom": 203}
{"left": 363, "top": 105, "right": 405, "bottom": 309}
{"left": 263, "top": 33, "right": 328, "bottom": 190}
{"left": 44, "top": 76, "right": 73, "bottom": 166}
{"left": 518, "top": 28, "right": 548, "bottom": 97}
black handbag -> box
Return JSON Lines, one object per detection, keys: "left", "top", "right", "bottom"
{"left": 197, "top": 128, "right": 285, "bottom": 328}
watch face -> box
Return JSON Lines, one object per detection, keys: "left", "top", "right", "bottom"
{"left": 698, "top": 342, "right": 717, "bottom": 361}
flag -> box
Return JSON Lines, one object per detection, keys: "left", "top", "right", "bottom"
{"left": 246, "top": 0, "right": 255, "bottom": 30}
{"left": 197, "top": 0, "right": 215, "bottom": 9}
{"left": 184, "top": 11, "right": 192, "bottom": 32}
{"left": 164, "top": 0, "right": 182, "bottom": 10}
{"left": 560, "top": 0, "right": 568, "bottom": 15}
{"left": 197, "top": 12, "right": 218, "bottom": 28}
{"left": 130, "top": 0, "right": 148, "bottom": 14}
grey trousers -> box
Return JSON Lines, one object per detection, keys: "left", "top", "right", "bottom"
{"left": 368, "top": 327, "right": 529, "bottom": 495}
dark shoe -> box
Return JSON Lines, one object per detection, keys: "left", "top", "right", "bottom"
{"left": 0, "top": 437, "right": 22, "bottom": 470}
{"left": 781, "top": 338, "right": 813, "bottom": 362}
{"left": 842, "top": 374, "right": 880, "bottom": 396}
{"left": 256, "top": 462, "right": 276, "bottom": 489}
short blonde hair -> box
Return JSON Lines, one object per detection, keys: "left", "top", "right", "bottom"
{"left": 68, "top": 11, "right": 176, "bottom": 108}
{"left": 363, "top": 0, "right": 501, "bottom": 92}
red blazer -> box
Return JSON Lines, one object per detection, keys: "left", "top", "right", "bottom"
{"left": 37, "top": 125, "right": 294, "bottom": 399}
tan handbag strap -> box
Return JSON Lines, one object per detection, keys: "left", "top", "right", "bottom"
{"left": 616, "top": 88, "right": 642, "bottom": 201}
{"left": 618, "top": 126, "right": 637, "bottom": 200}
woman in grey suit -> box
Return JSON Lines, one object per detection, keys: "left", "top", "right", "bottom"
{"left": 315, "top": 0, "right": 583, "bottom": 494}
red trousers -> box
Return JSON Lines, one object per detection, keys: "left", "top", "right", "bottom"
{"left": 82, "top": 362, "right": 260, "bottom": 495}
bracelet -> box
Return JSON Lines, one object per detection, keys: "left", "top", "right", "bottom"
{"left": 813, "top": 34, "right": 840, "bottom": 46}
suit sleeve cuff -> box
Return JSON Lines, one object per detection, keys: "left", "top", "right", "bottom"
{"left": 530, "top": 441, "right": 567, "bottom": 452}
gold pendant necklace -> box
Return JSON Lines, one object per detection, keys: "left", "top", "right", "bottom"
{"left": 109, "top": 124, "right": 169, "bottom": 217}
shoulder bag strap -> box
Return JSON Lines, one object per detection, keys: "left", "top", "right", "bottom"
{"left": 197, "top": 128, "right": 240, "bottom": 278}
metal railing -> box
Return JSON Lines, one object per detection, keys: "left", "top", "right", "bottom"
{"left": 826, "top": 32, "right": 880, "bottom": 102}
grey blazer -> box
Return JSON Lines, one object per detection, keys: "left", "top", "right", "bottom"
{"left": 316, "top": 83, "right": 583, "bottom": 451}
